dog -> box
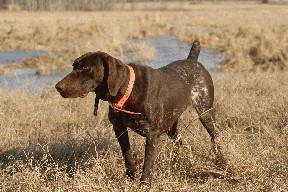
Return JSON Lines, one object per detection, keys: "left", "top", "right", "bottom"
{"left": 55, "top": 40, "right": 221, "bottom": 188}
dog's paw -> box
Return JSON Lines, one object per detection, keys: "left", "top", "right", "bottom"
{"left": 126, "top": 169, "right": 136, "bottom": 180}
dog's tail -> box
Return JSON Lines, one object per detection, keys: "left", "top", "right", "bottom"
{"left": 187, "top": 40, "right": 200, "bottom": 61}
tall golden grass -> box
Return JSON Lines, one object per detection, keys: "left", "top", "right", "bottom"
{"left": 1, "top": 71, "right": 287, "bottom": 191}
{"left": 0, "top": 1, "right": 288, "bottom": 191}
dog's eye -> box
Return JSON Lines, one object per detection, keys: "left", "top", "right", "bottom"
{"left": 82, "top": 66, "right": 89, "bottom": 71}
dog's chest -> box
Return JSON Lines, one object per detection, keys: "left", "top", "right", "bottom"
{"left": 120, "top": 114, "right": 148, "bottom": 136}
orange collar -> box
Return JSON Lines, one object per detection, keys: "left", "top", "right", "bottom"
{"left": 111, "top": 65, "right": 141, "bottom": 115}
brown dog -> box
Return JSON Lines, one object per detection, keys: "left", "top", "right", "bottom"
{"left": 55, "top": 40, "right": 221, "bottom": 187}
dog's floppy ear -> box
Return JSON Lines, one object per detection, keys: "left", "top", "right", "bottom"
{"left": 102, "top": 53, "right": 127, "bottom": 96}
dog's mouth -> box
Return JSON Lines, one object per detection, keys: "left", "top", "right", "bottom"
{"left": 58, "top": 91, "right": 89, "bottom": 98}
{"left": 79, "top": 93, "right": 89, "bottom": 98}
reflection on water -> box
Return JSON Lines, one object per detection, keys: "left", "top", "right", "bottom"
{"left": 0, "top": 35, "right": 224, "bottom": 92}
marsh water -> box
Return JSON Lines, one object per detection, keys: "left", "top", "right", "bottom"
{"left": 124, "top": 35, "right": 224, "bottom": 69}
{"left": 0, "top": 35, "right": 224, "bottom": 92}
{"left": 0, "top": 50, "right": 65, "bottom": 92}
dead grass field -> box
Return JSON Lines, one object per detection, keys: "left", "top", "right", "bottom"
{"left": 1, "top": 71, "right": 287, "bottom": 191}
{"left": 0, "top": 1, "right": 287, "bottom": 74}
{"left": 0, "top": 1, "right": 288, "bottom": 191}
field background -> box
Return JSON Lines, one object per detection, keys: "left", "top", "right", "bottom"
{"left": 0, "top": 0, "right": 288, "bottom": 191}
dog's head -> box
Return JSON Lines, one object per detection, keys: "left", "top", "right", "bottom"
{"left": 55, "top": 52, "right": 127, "bottom": 99}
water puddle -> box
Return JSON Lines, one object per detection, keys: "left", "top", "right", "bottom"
{"left": 0, "top": 50, "right": 67, "bottom": 92}
{"left": 122, "top": 35, "right": 225, "bottom": 69}
{"left": 0, "top": 70, "right": 67, "bottom": 93}
{"left": 0, "top": 35, "right": 225, "bottom": 92}
{"left": 0, "top": 51, "right": 46, "bottom": 66}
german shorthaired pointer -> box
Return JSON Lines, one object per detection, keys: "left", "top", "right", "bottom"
{"left": 55, "top": 40, "right": 222, "bottom": 188}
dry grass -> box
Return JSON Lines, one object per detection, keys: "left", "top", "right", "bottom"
{"left": 126, "top": 42, "right": 156, "bottom": 63}
{"left": 1, "top": 71, "right": 287, "bottom": 191}
{"left": 0, "top": 1, "right": 288, "bottom": 191}
{"left": 0, "top": 2, "right": 287, "bottom": 74}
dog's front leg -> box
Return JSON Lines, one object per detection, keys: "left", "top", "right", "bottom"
{"left": 113, "top": 125, "right": 136, "bottom": 180}
{"left": 140, "top": 131, "right": 160, "bottom": 188}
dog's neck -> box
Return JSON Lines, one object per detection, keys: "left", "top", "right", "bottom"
{"left": 95, "top": 66, "right": 129, "bottom": 103}
{"left": 114, "top": 66, "right": 130, "bottom": 102}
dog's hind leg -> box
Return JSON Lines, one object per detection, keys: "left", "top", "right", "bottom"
{"left": 191, "top": 85, "right": 222, "bottom": 157}
{"left": 192, "top": 90, "right": 227, "bottom": 168}
{"left": 198, "top": 107, "right": 218, "bottom": 147}
{"left": 167, "top": 120, "right": 178, "bottom": 140}
{"left": 198, "top": 108, "right": 227, "bottom": 168}
{"left": 167, "top": 120, "right": 182, "bottom": 145}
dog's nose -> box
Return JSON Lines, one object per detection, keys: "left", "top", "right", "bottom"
{"left": 55, "top": 82, "right": 64, "bottom": 92}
